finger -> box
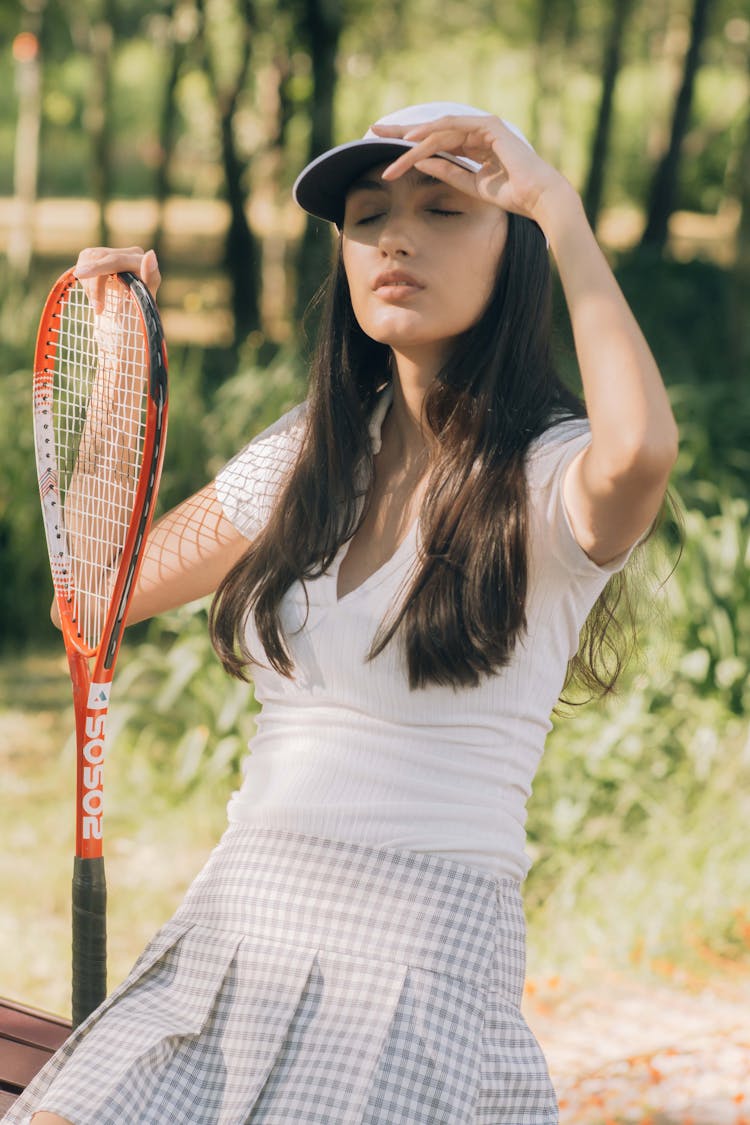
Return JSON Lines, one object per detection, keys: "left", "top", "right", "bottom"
{"left": 78, "top": 278, "right": 104, "bottom": 314}
{"left": 411, "top": 157, "right": 482, "bottom": 198}
{"left": 371, "top": 114, "right": 493, "bottom": 143}
{"left": 75, "top": 274, "right": 107, "bottom": 315}
{"left": 380, "top": 128, "right": 477, "bottom": 180}
{"left": 139, "top": 249, "right": 162, "bottom": 301}
{"left": 74, "top": 246, "right": 146, "bottom": 279}
{"left": 370, "top": 114, "right": 483, "bottom": 134}
{"left": 93, "top": 275, "right": 107, "bottom": 313}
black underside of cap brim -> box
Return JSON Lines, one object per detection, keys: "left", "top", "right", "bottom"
{"left": 293, "top": 141, "right": 415, "bottom": 227}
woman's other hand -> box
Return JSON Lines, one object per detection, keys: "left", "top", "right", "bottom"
{"left": 370, "top": 114, "right": 575, "bottom": 231}
{"left": 73, "top": 245, "right": 162, "bottom": 313}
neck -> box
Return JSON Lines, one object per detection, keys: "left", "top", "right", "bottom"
{"left": 384, "top": 349, "right": 442, "bottom": 467}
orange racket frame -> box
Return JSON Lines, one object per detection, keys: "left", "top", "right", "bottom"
{"left": 33, "top": 268, "right": 168, "bottom": 1025}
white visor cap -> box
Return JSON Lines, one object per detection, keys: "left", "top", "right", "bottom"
{"left": 292, "top": 101, "right": 549, "bottom": 249}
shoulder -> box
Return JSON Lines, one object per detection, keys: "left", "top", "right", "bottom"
{"left": 213, "top": 399, "right": 309, "bottom": 540}
{"left": 525, "top": 414, "right": 591, "bottom": 490}
{"left": 217, "top": 399, "right": 309, "bottom": 477}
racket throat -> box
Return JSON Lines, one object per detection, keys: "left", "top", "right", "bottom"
{"left": 68, "top": 650, "right": 110, "bottom": 859}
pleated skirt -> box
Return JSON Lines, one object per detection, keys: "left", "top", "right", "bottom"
{"left": 3, "top": 824, "right": 559, "bottom": 1124}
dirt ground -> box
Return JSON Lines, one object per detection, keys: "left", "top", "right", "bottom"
{"left": 524, "top": 964, "right": 750, "bottom": 1123}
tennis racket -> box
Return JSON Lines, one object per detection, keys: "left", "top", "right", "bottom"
{"left": 33, "top": 268, "right": 168, "bottom": 1028}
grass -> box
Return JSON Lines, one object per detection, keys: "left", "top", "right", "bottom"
{"left": 0, "top": 649, "right": 231, "bottom": 1018}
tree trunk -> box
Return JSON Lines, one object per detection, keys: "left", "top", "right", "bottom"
{"left": 529, "top": 0, "right": 577, "bottom": 172}
{"left": 293, "top": 0, "right": 343, "bottom": 332}
{"left": 222, "top": 100, "right": 261, "bottom": 347}
{"left": 197, "top": 0, "right": 261, "bottom": 351}
{"left": 253, "top": 47, "right": 294, "bottom": 340}
{"left": 8, "top": 2, "right": 46, "bottom": 279}
{"left": 152, "top": 6, "right": 190, "bottom": 263}
{"left": 582, "top": 0, "right": 634, "bottom": 231}
{"left": 88, "top": 0, "right": 115, "bottom": 247}
{"left": 639, "top": 0, "right": 713, "bottom": 251}
{"left": 726, "top": 50, "right": 750, "bottom": 384}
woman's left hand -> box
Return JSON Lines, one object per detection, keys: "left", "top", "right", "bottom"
{"left": 369, "top": 113, "right": 576, "bottom": 227}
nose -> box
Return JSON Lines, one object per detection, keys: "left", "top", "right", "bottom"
{"left": 376, "top": 207, "right": 415, "bottom": 256}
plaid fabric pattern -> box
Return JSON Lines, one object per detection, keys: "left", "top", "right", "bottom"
{"left": 3, "top": 826, "right": 558, "bottom": 1123}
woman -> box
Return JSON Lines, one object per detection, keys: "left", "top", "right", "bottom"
{"left": 10, "top": 100, "right": 679, "bottom": 1124}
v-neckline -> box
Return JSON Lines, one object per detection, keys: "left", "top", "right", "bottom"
{"left": 332, "top": 515, "right": 420, "bottom": 605}
{"left": 327, "top": 380, "right": 420, "bottom": 606}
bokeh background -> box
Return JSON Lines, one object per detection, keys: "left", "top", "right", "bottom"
{"left": 2, "top": 0, "right": 750, "bottom": 1118}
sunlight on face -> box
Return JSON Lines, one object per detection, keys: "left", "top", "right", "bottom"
{"left": 341, "top": 161, "right": 508, "bottom": 370}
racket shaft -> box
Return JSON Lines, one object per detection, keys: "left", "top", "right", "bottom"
{"left": 72, "top": 855, "right": 107, "bottom": 1026}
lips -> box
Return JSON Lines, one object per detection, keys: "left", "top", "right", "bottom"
{"left": 372, "top": 269, "right": 424, "bottom": 291}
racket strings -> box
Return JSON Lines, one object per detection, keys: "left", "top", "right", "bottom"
{"left": 53, "top": 280, "right": 149, "bottom": 650}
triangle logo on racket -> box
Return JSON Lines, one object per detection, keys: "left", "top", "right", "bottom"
{"left": 87, "top": 682, "right": 111, "bottom": 709}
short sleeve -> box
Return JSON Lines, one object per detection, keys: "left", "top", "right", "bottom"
{"left": 526, "top": 417, "right": 652, "bottom": 578}
{"left": 213, "top": 400, "right": 308, "bottom": 541}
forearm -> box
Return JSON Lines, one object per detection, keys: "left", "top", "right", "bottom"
{"left": 64, "top": 298, "right": 146, "bottom": 579}
{"left": 537, "top": 186, "right": 679, "bottom": 474}
{"left": 52, "top": 482, "right": 251, "bottom": 630}
{"left": 125, "top": 484, "right": 246, "bottom": 625}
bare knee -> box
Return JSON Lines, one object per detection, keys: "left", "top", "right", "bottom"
{"left": 30, "top": 1113, "right": 76, "bottom": 1125}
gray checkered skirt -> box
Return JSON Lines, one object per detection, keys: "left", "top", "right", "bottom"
{"left": 4, "top": 825, "right": 558, "bottom": 1123}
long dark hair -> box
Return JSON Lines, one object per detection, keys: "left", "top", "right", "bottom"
{"left": 209, "top": 211, "right": 680, "bottom": 703}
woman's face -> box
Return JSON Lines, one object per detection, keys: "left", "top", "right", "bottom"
{"left": 341, "top": 160, "right": 508, "bottom": 370}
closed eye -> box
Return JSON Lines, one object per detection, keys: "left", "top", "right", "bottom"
{"left": 355, "top": 208, "right": 463, "bottom": 225}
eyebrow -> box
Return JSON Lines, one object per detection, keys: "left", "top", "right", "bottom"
{"left": 346, "top": 171, "right": 447, "bottom": 196}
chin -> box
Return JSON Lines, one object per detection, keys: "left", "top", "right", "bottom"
{"left": 358, "top": 316, "right": 447, "bottom": 350}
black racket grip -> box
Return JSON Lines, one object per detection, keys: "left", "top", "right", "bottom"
{"left": 72, "top": 855, "right": 107, "bottom": 1028}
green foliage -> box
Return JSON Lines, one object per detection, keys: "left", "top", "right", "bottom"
{"left": 200, "top": 342, "right": 307, "bottom": 474}
{"left": 110, "top": 603, "right": 257, "bottom": 794}
{"left": 521, "top": 376, "right": 750, "bottom": 969}
{"left": 0, "top": 263, "right": 62, "bottom": 640}
{"left": 528, "top": 489, "right": 750, "bottom": 874}
{"left": 0, "top": 364, "right": 56, "bottom": 640}
{"left": 596, "top": 253, "right": 734, "bottom": 393}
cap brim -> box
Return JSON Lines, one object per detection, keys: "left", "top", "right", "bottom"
{"left": 292, "top": 138, "right": 482, "bottom": 227}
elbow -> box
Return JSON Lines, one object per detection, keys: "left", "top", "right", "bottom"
{"left": 642, "top": 430, "right": 680, "bottom": 478}
{"left": 608, "top": 427, "right": 680, "bottom": 481}
{"left": 652, "top": 417, "right": 681, "bottom": 470}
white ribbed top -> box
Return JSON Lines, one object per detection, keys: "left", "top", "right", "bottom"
{"left": 214, "top": 383, "right": 648, "bottom": 882}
